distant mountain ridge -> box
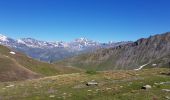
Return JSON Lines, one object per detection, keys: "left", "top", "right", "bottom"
{"left": 0, "top": 34, "right": 130, "bottom": 62}
{"left": 56, "top": 32, "right": 170, "bottom": 70}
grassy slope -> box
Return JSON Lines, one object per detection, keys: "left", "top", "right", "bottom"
{"left": 0, "top": 68, "right": 169, "bottom": 100}
{"left": 0, "top": 45, "right": 80, "bottom": 81}
{"left": 0, "top": 55, "right": 39, "bottom": 82}
{"left": 55, "top": 51, "right": 123, "bottom": 71}
{"left": 57, "top": 52, "right": 170, "bottom": 71}
{"left": 144, "top": 54, "right": 170, "bottom": 69}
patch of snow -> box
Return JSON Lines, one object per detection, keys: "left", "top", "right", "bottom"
{"left": 134, "top": 63, "right": 149, "bottom": 71}
{"left": 10, "top": 51, "right": 16, "bottom": 55}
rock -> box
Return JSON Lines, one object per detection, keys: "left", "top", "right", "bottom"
{"left": 160, "top": 81, "right": 170, "bottom": 85}
{"left": 141, "top": 85, "right": 152, "bottom": 89}
{"left": 86, "top": 81, "right": 98, "bottom": 86}
{"left": 162, "top": 89, "right": 170, "bottom": 92}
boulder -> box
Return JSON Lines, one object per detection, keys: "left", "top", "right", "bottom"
{"left": 162, "top": 89, "right": 170, "bottom": 92}
{"left": 86, "top": 81, "right": 98, "bottom": 86}
{"left": 141, "top": 85, "right": 152, "bottom": 89}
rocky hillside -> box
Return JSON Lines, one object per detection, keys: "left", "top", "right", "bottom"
{"left": 56, "top": 32, "right": 170, "bottom": 70}
{"left": 0, "top": 45, "right": 80, "bottom": 82}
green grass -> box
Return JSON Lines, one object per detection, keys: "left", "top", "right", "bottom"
{"left": 0, "top": 68, "right": 169, "bottom": 100}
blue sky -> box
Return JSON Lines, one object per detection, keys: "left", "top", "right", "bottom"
{"left": 0, "top": 0, "right": 170, "bottom": 42}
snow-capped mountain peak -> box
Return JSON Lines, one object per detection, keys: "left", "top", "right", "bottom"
{"left": 74, "top": 37, "right": 88, "bottom": 42}
{"left": 19, "top": 38, "right": 48, "bottom": 48}
{"left": 0, "top": 34, "right": 131, "bottom": 62}
{"left": 108, "top": 41, "right": 116, "bottom": 44}
{"left": 17, "top": 39, "right": 26, "bottom": 44}
{"left": 18, "top": 38, "right": 68, "bottom": 48}
{"left": 0, "top": 34, "right": 8, "bottom": 42}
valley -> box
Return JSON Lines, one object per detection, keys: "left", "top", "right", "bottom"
{"left": 0, "top": 32, "right": 170, "bottom": 100}
{"left": 0, "top": 0, "right": 170, "bottom": 99}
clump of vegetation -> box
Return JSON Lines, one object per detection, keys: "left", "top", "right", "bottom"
{"left": 86, "top": 70, "right": 97, "bottom": 75}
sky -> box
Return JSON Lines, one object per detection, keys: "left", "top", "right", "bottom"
{"left": 0, "top": 0, "right": 170, "bottom": 42}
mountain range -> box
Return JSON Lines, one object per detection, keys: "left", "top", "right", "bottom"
{"left": 0, "top": 34, "right": 130, "bottom": 62}
{"left": 0, "top": 32, "right": 170, "bottom": 80}
{"left": 56, "top": 32, "right": 170, "bottom": 70}
{"left": 1, "top": 32, "right": 170, "bottom": 72}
